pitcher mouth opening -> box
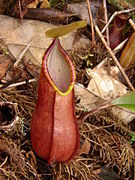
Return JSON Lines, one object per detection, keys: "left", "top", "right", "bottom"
{"left": 42, "top": 38, "right": 76, "bottom": 96}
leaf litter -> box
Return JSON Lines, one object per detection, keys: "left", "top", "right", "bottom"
{"left": 0, "top": 0, "right": 135, "bottom": 179}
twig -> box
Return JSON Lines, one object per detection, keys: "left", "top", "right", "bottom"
{"left": 14, "top": 40, "right": 32, "bottom": 67}
{"left": 113, "top": 38, "right": 128, "bottom": 54}
{"left": 94, "top": 57, "right": 108, "bottom": 70}
{"left": 95, "top": 38, "right": 128, "bottom": 70}
{"left": 102, "top": 8, "right": 135, "bottom": 34}
{"left": 103, "top": 0, "right": 111, "bottom": 75}
{"left": 129, "top": 18, "right": 135, "bottom": 30}
{"left": 81, "top": 98, "right": 135, "bottom": 123}
{"left": 18, "top": 0, "right": 23, "bottom": 20}
{"left": 0, "top": 156, "right": 8, "bottom": 168}
{"left": 103, "top": 0, "right": 110, "bottom": 46}
{"left": 95, "top": 25, "right": 134, "bottom": 91}
{"left": 0, "top": 74, "right": 21, "bottom": 89}
{"left": 81, "top": 102, "right": 112, "bottom": 122}
{"left": 4, "top": 78, "right": 37, "bottom": 89}
{"left": 57, "top": 163, "right": 62, "bottom": 180}
{"left": 86, "top": 0, "right": 96, "bottom": 47}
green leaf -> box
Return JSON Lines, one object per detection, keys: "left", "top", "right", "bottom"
{"left": 129, "top": 132, "right": 135, "bottom": 144}
{"left": 49, "top": 0, "right": 65, "bottom": 10}
{"left": 132, "top": 14, "right": 135, "bottom": 22}
{"left": 112, "top": 91, "right": 135, "bottom": 112}
{"left": 131, "top": 135, "right": 135, "bottom": 141}
{"left": 46, "top": 21, "right": 87, "bottom": 38}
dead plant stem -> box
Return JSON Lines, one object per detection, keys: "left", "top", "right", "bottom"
{"left": 18, "top": 0, "right": 22, "bottom": 19}
{"left": 14, "top": 40, "right": 32, "bottom": 67}
{"left": 95, "top": 25, "right": 134, "bottom": 91}
{"left": 86, "top": 0, "right": 96, "bottom": 47}
{"left": 81, "top": 102, "right": 113, "bottom": 122}
{"left": 102, "top": 8, "right": 135, "bottom": 34}
{"left": 95, "top": 38, "right": 128, "bottom": 69}
{"left": 129, "top": 19, "right": 135, "bottom": 30}
{"left": 103, "top": 0, "right": 110, "bottom": 46}
{"left": 4, "top": 78, "right": 37, "bottom": 89}
{"left": 113, "top": 38, "right": 128, "bottom": 54}
{"left": 103, "top": 0, "right": 111, "bottom": 75}
{"left": 0, "top": 156, "right": 8, "bottom": 168}
{"left": 57, "top": 163, "right": 62, "bottom": 180}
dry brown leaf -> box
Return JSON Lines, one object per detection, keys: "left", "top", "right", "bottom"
{"left": 86, "top": 68, "right": 135, "bottom": 124}
{"left": 24, "top": 8, "right": 75, "bottom": 23}
{"left": 75, "top": 83, "right": 101, "bottom": 111}
{"left": 27, "top": 0, "right": 39, "bottom": 8}
{"left": 27, "top": 0, "right": 49, "bottom": 8}
{"left": 120, "top": 32, "right": 135, "bottom": 68}
{"left": 79, "top": 139, "right": 91, "bottom": 155}
{"left": 87, "top": 69, "right": 127, "bottom": 100}
{"left": 0, "top": 15, "right": 76, "bottom": 66}
{"left": 75, "top": 69, "right": 135, "bottom": 124}
{"left": 67, "top": 1, "right": 103, "bottom": 26}
{"left": 0, "top": 55, "right": 12, "bottom": 80}
{"left": 40, "top": 0, "right": 50, "bottom": 8}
